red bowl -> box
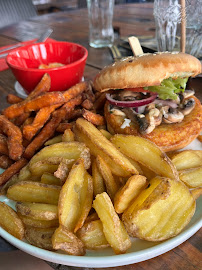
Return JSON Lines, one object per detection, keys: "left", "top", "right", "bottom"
{"left": 6, "top": 41, "right": 88, "bottom": 93}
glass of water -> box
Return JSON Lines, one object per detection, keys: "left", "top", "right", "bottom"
{"left": 86, "top": 0, "right": 115, "bottom": 48}
{"left": 153, "top": 0, "right": 202, "bottom": 58}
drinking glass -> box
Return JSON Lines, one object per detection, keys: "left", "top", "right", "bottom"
{"left": 153, "top": 0, "right": 202, "bottom": 58}
{"left": 86, "top": 0, "right": 115, "bottom": 48}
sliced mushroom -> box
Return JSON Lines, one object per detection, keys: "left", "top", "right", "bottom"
{"left": 110, "top": 107, "right": 126, "bottom": 116}
{"left": 180, "top": 97, "right": 195, "bottom": 116}
{"left": 119, "top": 90, "right": 141, "bottom": 101}
{"left": 136, "top": 114, "right": 150, "bottom": 134}
{"left": 162, "top": 107, "right": 184, "bottom": 123}
{"left": 183, "top": 90, "right": 195, "bottom": 99}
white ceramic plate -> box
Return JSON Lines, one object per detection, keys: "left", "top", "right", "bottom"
{"left": 0, "top": 140, "right": 202, "bottom": 268}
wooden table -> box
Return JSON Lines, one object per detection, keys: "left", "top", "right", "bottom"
{"left": 0, "top": 3, "right": 201, "bottom": 270}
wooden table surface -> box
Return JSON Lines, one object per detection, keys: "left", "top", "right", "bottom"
{"left": 0, "top": 3, "right": 201, "bottom": 270}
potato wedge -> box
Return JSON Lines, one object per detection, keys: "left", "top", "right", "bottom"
{"left": 0, "top": 174, "right": 19, "bottom": 195}
{"left": 18, "top": 164, "right": 40, "bottom": 182}
{"left": 75, "top": 118, "right": 138, "bottom": 177}
{"left": 62, "top": 128, "right": 75, "bottom": 142}
{"left": 191, "top": 188, "right": 202, "bottom": 200}
{"left": 171, "top": 150, "right": 202, "bottom": 170}
{"left": 18, "top": 213, "right": 59, "bottom": 228}
{"left": 96, "top": 155, "right": 119, "bottom": 200}
{"left": 114, "top": 175, "right": 147, "bottom": 214}
{"left": 41, "top": 173, "right": 62, "bottom": 186}
{"left": 25, "top": 227, "right": 56, "bottom": 250}
{"left": 93, "top": 192, "right": 131, "bottom": 254}
{"left": 99, "top": 129, "right": 112, "bottom": 140}
{"left": 44, "top": 135, "right": 63, "bottom": 146}
{"left": 0, "top": 202, "right": 24, "bottom": 239}
{"left": 30, "top": 161, "right": 58, "bottom": 177}
{"left": 16, "top": 202, "right": 58, "bottom": 220}
{"left": 77, "top": 220, "right": 109, "bottom": 250}
{"left": 52, "top": 225, "right": 85, "bottom": 256}
{"left": 7, "top": 181, "right": 60, "bottom": 205}
{"left": 111, "top": 135, "right": 178, "bottom": 179}
{"left": 122, "top": 176, "right": 196, "bottom": 241}
{"left": 58, "top": 159, "right": 93, "bottom": 232}
{"left": 29, "top": 142, "right": 91, "bottom": 171}
{"left": 178, "top": 167, "right": 202, "bottom": 188}
{"left": 92, "top": 159, "right": 105, "bottom": 196}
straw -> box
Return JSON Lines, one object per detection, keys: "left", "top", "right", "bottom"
{"left": 128, "top": 36, "right": 143, "bottom": 56}
{"left": 180, "top": 0, "right": 186, "bottom": 53}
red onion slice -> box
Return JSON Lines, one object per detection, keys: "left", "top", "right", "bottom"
{"left": 106, "top": 93, "right": 157, "bottom": 108}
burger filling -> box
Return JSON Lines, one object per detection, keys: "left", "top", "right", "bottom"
{"left": 106, "top": 77, "right": 195, "bottom": 134}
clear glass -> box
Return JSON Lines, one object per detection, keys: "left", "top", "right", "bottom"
{"left": 153, "top": 0, "right": 202, "bottom": 58}
{"left": 87, "top": 0, "right": 115, "bottom": 48}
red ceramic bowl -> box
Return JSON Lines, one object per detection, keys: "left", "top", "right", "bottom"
{"left": 6, "top": 41, "right": 88, "bottom": 93}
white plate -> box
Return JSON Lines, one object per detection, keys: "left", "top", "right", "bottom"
{"left": 0, "top": 140, "right": 202, "bottom": 268}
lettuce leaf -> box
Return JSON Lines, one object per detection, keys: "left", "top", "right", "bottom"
{"left": 144, "top": 77, "right": 188, "bottom": 100}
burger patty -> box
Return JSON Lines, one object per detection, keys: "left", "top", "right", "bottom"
{"left": 104, "top": 96, "right": 202, "bottom": 152}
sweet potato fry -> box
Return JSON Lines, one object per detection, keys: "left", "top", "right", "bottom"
{"left": 197, "top": 135, "right": 202, "bottom": 143}
{"left": 3, "top": 92, "right": 65, "bottom": 119}
{"left": 0, "top": 155, "right": 13, "bottom": 169}
{"left": 82, "top": 109, "right": 105, "bottom": 126}
{"left": 53, "top": 95, "right": 83, "bottom": 121}
{"left": 56, "top": 122, "right": 73, "bottom": 133}
{"left": 0, "top": 115, "right": 23, "bottom": 160}
{"left": 7, "top": 94, "right": 24, "bottom": 104}
{"left": 23, "top": 116, "right": 62, "bottom": 159}
{"left": 81, "top": 99, "right": 94, "bottom": 110}
{"left": 0, "top": 134, "right": 9, "bottom": 156}
{"left": 0, "top": 158, "right": 28, "bottom": 186}
{"left": 23, "top": 104, "right": 62, "bottom": 141}
{"left": 93, "top": 93, "right": 106, "bottom": 111}
{"left": 28, "top": 73, "right": 51, "bottom": 100}
{"left": 13, "top": 112, "right": 31, "bottom": 127}
{"left": 63, "top": 81, "right": 88, "bottom": 102}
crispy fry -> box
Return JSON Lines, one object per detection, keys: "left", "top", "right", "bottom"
{"left": 82, "top": 109, "right": 105, "bottom": 126}
{"left": 62, "top": 129, "right": 75, "bottom": 142}
{"left": 52, "top": 225, "right": 85, "bottom": 256}
{"left": 63, "top": 81, "right": 88, "bottom": 102}
{"left": 28, "top": 73, "right": 51, "bottom": 100}
{"left": 92, "top": 159, "right": 105, "bottom": 196}
{"left": 56, "top": 122, "right": 73, "bottom": 133}
{"left": 25, "top": 227, "right": 55, "bottom": 250}
{"left": 41, "top": 173, "right": 62, "bottom": 186}
{"left": 53, "top": 95, "right": 83, "bottom": 120}
{"left": 23, "top": 116, "right": 62, "bottom": 159}
{"left": 0, "top": 202, "right": 24, "bottom": 240}
{"left": 7, "top": 94, "right": 24, "bottom": 104}
{"left": 114, "top": 175, "right": 147, "bottom": 214}
{"left": 0, "top": 134, "right": 9, "bottom": 156}
{"left": 3, "top": 92, "right": 65, "bottom": 119}
{"left": 77, "top": 220, "right": 109, "bottom": 250}
{"left": 96, "top": 155, "right": 119, "bottom": 200}
{"left": 13, "top": 112, "right": 31, "bottom": 127}
{"left": 93, "top": 92, "right": 106, "bottom": 111}
{"left": 29, "top": 161, "right": 58, "bottom": 177}
{"left": 58, "top": 159, "right": 93, "bottom": 232}
{"left": 18, "top": 213, "right": 59, "bottom": 228}
{"left": 93, "top": 192, "right": 131, "bottom": 254}
{"left": 75, "top": 118, "right": 138, "bottom": 177}
{"left": 18, "top": 163, "right": 40, "bottom": 182}
{"left": 44, "top": 135, "right": 63, "bottom": 146}
{"left": 0, "top": 158, "right": 28, "bottom": 186}
{"left": 7, "top": 181, "right": 61, "bottom": 205}
{"left": 23, "top": 104, "right": 62, "bottom": 141}
{"left": 0, "top": 155, "right": 13, "bottom": 169}
{"left": 16, "top": 202, "right": 58, "bottom": 220}
{"left": 0, "top": 115, "right": 23, "bottom": 160}
{"left": 81, "top": 99, "right": 94, "bottom": 110}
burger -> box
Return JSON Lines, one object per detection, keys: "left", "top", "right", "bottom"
{"left": 93, "top": 52, "right": 202, "bottom": 152}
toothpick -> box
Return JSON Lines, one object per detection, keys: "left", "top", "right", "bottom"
{"left": 128, "top": 36, "right": 143, "bottom": 56}
{"left": 180, "top": 0, "right": 186, "bottom": 53}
